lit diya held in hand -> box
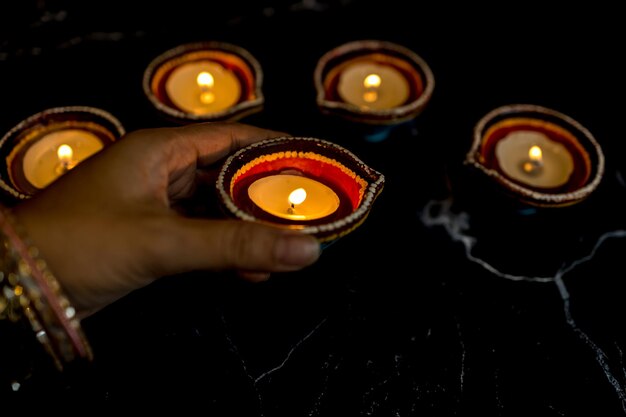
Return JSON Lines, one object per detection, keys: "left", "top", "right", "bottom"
{"left": 0, "top": 106, "right": 124, "bottom": 201}
{"left": 143, "top": 41, "right": 264, "bottom": 123}
{"left": 216, "top": 136, "right": 385, "bottom": 244}
{"left": 465, "top": 104, "right": 605, "bottom": 208}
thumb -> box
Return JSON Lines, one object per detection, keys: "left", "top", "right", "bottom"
{"left": 155, "top": 217, "right": 321, "bottom": 277}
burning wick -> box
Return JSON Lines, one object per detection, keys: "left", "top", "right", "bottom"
{"left": 522, "top": 145, "right": 543, "bottom": 175}
{"left": 287, "top": 188, "right": 307, "bottom": 214}
{"left": 56, "top": 144, "right": 76, "bottom": 173}
{"left": 197, "top": 71, "right": 215, "bottom": 104}
{"left": 362, "top": 73, "right": 381, "bottom": 103}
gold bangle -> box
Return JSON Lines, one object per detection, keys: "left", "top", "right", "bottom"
{"left": 0, "top": 206, "right": 92, "bottom": 371}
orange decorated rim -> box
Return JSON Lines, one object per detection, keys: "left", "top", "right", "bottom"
{"left": 216, "top": 136, "right": 385, "bottom": 243}
{"left": 465, "top": 104, "right": 605, "bottom": 207}
{"left": 314, "top": 39, "right": 435, "bottom": 126}
{"left": 142, "top": 41, "right": 264, "bottom": 123}
{"left": 0, "top": 106, "right": 125, "bottom": 201}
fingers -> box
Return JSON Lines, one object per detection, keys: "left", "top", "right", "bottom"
{"left": 117, "top": 122, "right": 287, "bottom": 171}
{"left": 170, "top": 122, "right": 289, "bottom": 166}
{"left": 154, "top": 217, "right": 320, "bottom": 278}
{"left": 98, "top": 122, "right": 288, "bottom": 203}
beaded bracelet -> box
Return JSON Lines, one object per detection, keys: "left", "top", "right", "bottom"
{"left": 0, "top": 205, "right": 92, "bottom": 372}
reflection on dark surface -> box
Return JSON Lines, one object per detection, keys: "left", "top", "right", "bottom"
{"left": 2, "top": 1, "right": 626, "bottom": 415}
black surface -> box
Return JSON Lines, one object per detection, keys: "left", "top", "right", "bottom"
{"left": 2, "top": 1, "right": 626, "bottom": 415}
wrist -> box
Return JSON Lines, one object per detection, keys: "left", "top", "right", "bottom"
{"left": 0, "top": 204, "right": 93, "bottom": 375}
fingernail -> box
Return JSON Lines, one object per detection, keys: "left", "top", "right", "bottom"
{"left": 275, "top": 234, "right": 321, "bottom": 267}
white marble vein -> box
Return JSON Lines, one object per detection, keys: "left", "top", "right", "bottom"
{"left": 362, "top": 375, "right": 391, "bottom": 416}
{"left": 555, "top": 275, "right": 626, "bottom": 411}
{"left": 419, "top": 198, "right": 553, "bottom": 283}
{"left": 494, "top": 367, "right": 504, "bottom": 410}
{"left": 217, "top": 310, "right": 265, "bottom": 416}
{"left": 455, "top": 318, "right": 466, "bottom": 394}
{"left": 306, "top": 352, "right": 342, "bottom": 417}
{"left": 255, "top": 316, "right": 328, "bottom": 385}
{"left": 420, "top": 197, "right": 626, "bottom": 412}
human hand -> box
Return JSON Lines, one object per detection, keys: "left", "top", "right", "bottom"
{"left": 11, "top": 122, "right": 321, "bottom": 317}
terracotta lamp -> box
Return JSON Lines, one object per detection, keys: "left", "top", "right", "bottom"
{"left": 0, "top": 106, "right": 124, "bottom": 201}
{"left": 465, "top": 104, "right": 605, "bottom": 208}
{"left": 143, "top": 41, "right": 264, "bottom": 123}
{"left": 216, "top": 136, "right": 385, "bottom": 244}
{"left": 314, "top": 39, "right": 434, "bottom": 141}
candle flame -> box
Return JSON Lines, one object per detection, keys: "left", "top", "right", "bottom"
{"left": 363, "top": 73, "right": 382, "bottom": 89}
{"left": 57, "top": 144, "right": 73, "bottom": 164}
{"left": 288, "top": 188, "right": 307, "bottom": 206}
{"left": 197, "top": 71, "right": 215, "bottom": 88}
{"left": 197, "top": 71, "right": 216, "bottom": 104}
{"left": 522, "top": 145, "right": 544, "bottom": 174}
{"left": 529, "top": 145, "right": 542, "bottom": 163}
{"left": 362, "top": 73, "right": 381, "bottom": 103}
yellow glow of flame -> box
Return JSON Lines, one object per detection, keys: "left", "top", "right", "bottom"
{"left": 363, "top": 73, "right": 382, "bottom": 89}
{"left": 57, "top": 144, "right": 73, "bottom": 163}
{"left": 363, "top": 91, "right": 378, "bottom": 103}
{"left": 197, "top": 71, "right": 216, "bottom": 104}
{"left": 288, "top": 188, "right": 307, "bottom": 206}
{"left": 529, "top": 145, "right": 542, "bottom": 163}
{"left": 362, "top": 74, "right": 382, "bottom": 103}
{"left": 197, "top": 71, "right": 215, "bottom": 89}
{"left": 200, "top": 92, "right": 215, "bottom": 104}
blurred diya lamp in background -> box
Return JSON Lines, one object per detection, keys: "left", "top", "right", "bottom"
{"left": 465, "top": 104, "right": 605, "bottom": 208}
{"left": 143, "top": 41, "right": 264, "bottom": 123}
{"left": 0, "top": 106, "right": 124, "bottom": 201}
{"left": 314, "top": 39, "right": 434, "bottom": 142}
{"left": 216, "top": 136, "right": 385, "bottom": 244}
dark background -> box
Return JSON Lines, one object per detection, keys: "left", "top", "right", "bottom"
{"left": 2, "top": 1, "right": 626, "bottom": 415}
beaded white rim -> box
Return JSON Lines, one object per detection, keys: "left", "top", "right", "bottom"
{"left": 142, "top": 41, "right": 264, "bottom": 121}
{"left": 465, "top": 103, "right": 605, "bottom": 205}
{"left": 314, "top": 39, "right": 435, "bottom": 118}
{"left": 216, "top": 136, "right": 385, "bottom": 237}
{"left": 0, "top": 105, "right": 125, "bottom": 200}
